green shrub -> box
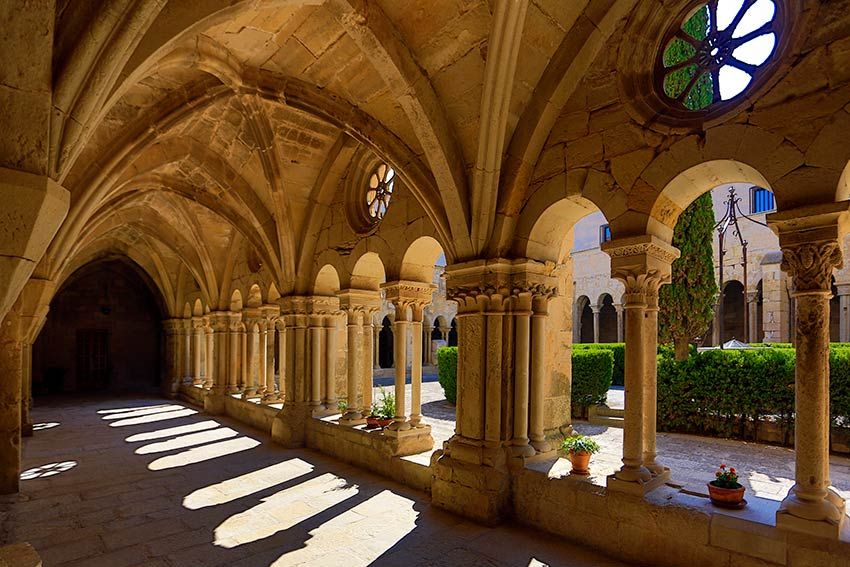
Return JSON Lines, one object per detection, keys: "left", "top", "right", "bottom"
{"left": 560, "top": 434, "right": 600, "bottom": 454}
{"left": 831, "top": 348, "right": 850, "bottom": 428}
{"left": 571, "top": 349, "right": 613, "bottom": 415}
{"left": 574, "top": 343, "right": 624, "bottom": 386}
{"left": 437, "top": 346, "right": 458, "bottom": 404}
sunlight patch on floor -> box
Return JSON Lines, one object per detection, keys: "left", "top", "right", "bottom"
{"left": 746, "top": 470, "right": 793, "bottom": 501}
{"left": 32, "top": 422, "right": 60, "bottom": 431}
{"left": 147, "top": 436, "right": 260, "bottom": 470}
{"left": 100, "top": 405, "right": 185, "bottom": 420}
{"left": 109, "top": 408, "right": 197, "bottom": 427}
{"left": 270, "top": 490, "right": 418, "bottom": 566}
{"left": 97, "top": 404, "right": 175, "bottom": 415}
{"left": 21, "top": 461, "right": 77, "bottom": 480}
{"left": 135, "top": 427, "right": 238, "bottom": 455}
{"left": 125, "top": 420, "right": 220, "bottom": 442}
{"left": 183, "top": 458, "right": 314, "bottom": 510}
{"left": 214, "top": 473, "right": 359, "bottom": 548}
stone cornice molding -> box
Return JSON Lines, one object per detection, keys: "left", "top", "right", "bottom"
{"left": 381, "top": 280, "right": 437, "bottom": 309}
{"left": 336, "top": 289, "right": 382, "bottom": 312}
{"left": 278, "top": 295, "right": 340, "bottom": 316}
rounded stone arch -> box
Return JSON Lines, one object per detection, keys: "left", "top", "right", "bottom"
{"left": 575, "top": 295, "right": 594, "bottom": 344}
{"left": 230, "top": 289, "right": 243, "bottom": 312}
{"left": 398, "top": 236, "right": 445, "bottom": 283}
{"left": 246, "top": 283, "right": 263, "bottom": 308}
{"left": 597, "top": 293, "right": 618, "bottom": 343}
{"left": 431, "top": 315, "right": 448, "bottom": 340}
{"left": 349, "top": 252, "right": 387, "bottom": 291}
{"left": 512, "top": 191, "right": 602, "bottom": 264}
{"left": 314, "top": 264, "right": 341, "bottom": 296}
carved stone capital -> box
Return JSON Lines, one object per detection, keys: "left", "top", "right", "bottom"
{"left": 162, "top": 319, "right": 183, "bottom": 334}
{"left": 602, "top": 236, "right": 677, "bottom": 306}
{"left": 781, "top": 241, "right": 842, "bottom": 294}
{"left": 381, "top": 280, "right": 436, "bottom": 311}
{"left": 444, "top": 258, "right": 558, "bottom": 313}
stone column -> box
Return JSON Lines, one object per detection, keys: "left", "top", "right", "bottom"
{"left": 362, "top": 312, "right": 377, "bottom": 416}
{"left": 602, "top": 236, "right": 677, "bottom": 495}
{"left": 203, "top": 321, "right": 214, "bottom": 389}
{"left": 192, "top": 317, "right": 204, "bottom": 386}
{"left": 21, "top": 344, "right": 32, "bottom": 437}
{"left": 204, "top": 312, "right": 230, "bottom": 414}
{"left": 511, "top": 293, "right": 534, "bottom": 457}
{"left": 0, "top": 308, "right": 23, "bottom": 494}
{"left": 837, "top": 285, "right": 850, "bottom": 342}
{"left": 323, "top": 313, "right": 338, "bottom": 410}
{"left": 373, "top": 325, "right": 380, "bottom": 368}
{"left": 410, "top": 306, "right": 425, "bottom": 428}
{"left": 382, "top": 282, "right": 435, "bottom": 447}
{"left": 591, "top": 305, "right": 600, "bottom": 343}
{"left": 242, "top": 309, "right": 260, "bottom": 397}
{"left": 530, "top": 293, "right": 551, "bottom": 452}
{"left": 747, "top": 291, "right": 759, "bottom": 343}
{"left": 270, "top": 297, "right": 312, "bottom": 447}
{"left": 162, "top": 319, "right": 182, "bottom": 396}
{"left": 643, "top": 288, "right": 666, "bottom": 476}
{"left": 615, "top": 304, "right": 624, "bottom": 342}
{"left": 275, "top": 319, "right": 286, "bottom": 402}
{"left": 182, "top": 318, "right": 192, "bottom": 384}
{"left": 227, "top": 316, "right": 240, "bottom": 394}
{"left": 256, "top": 321, "right": 268, "bottom": 399}
{"left": 239, "top": 324, "right": 248, "bottom": 393}
{"left": 389, "top": 312, "right": 409, "bottom": 431}
{"left": 261, "top": 305, "right": 281, "bottom": 402}
{"left": 770, "top": 203, "right": 848, "bottom": 538}
{"left": 309, "top": 314, "right": 323, "bottom": 409}
{"left": 341, "top": 308, "right": 363, "bottom": 423}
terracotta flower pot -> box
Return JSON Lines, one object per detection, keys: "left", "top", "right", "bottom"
{"left": 707, "top": 481, "right": 746, "bottom": 507}
{"left": 569, "top": 450, "right": 591, "bottom": 476}
{"left": 366, "top": 416, "right": 393, "bottom": 429}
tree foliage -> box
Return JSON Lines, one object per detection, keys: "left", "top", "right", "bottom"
{"left": 659, "top": 192, "right": 718, "bottom": 360}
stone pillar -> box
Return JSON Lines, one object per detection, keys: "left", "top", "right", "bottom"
{"left": 309, "top": 314, "right": 323, "bottom": 408}
{"left": 162, "top": 319, "right": 182, "bottom": 396}
{"left": 338, "top": 290, "right": 381, "bottom": 425}
{"left": 239, "top": 323, "right": 248, "bottom": 393}
{"left": 275, "top": 319, "right": 286, "bottom": 402}
{"left": 712, "top": 302, "right": 722, "bottom": 346}
{"left": 16, "top": 279, "right": 53, "bottom": 438}
{"left": 615, "top": 304, "right": 624, "bottom": 342}
{"left": 432, "top": 259, "right": 557, "bottom": 524}
{"left": 373, "top": 324, "right": 380, "bottom": 369}
{"left": 382, "top": 282, "right": 435, "bottom": 448}
{"left": 261, "top": 305, "right": 281, "bottom": 402}
{"left": 204, "top": 312, "right": 231, "bottom": 414}
{"left": 242, "top": 308, "right": 261, "bottom": 397}
{"left": 182, "top": 318, "right": 192, "bottom": 384}
{"left": 770, "top": 203, "right": 848, "bottom": 538}
{"left": 203, "top": 321, "right": 214, "bottom": 389}
{"left": 323, "top": 313, "right": 339, "bottom": 410}
{"left": 643, "top": 289, "right": 666, "bottom": 476}
{"left": 192, "top": 317, "right": 204, "bottom": 386}
{"left": 837, "top": 285, "right": 850, "bottom": 343}
{"left": 410, "top": 306, "right": 425, "bottom": 428}
{"left": 230, "top": 319, "right": 243, "bottom": 396}
{"left": 602, "top": 236, "right": 677, "bottom": 495}
{"left": 362, "top": 312, "right": 377, "bottom": 416}
{"left": 21, "top": 344, "right": 32, "bottom": 437}
{"left": 591, "top": 305, "right": 600, "bottom": 343}
{"left": 511, "top": 293, "right": 534, "bottom": 457}
{"left": 747, "top": 291, "right": 759, "bottom": 343}
{"left": 0, "top": 308, "right": 23, "bottom": 494}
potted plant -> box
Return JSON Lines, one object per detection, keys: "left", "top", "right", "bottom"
{"left": 708, "top": 464, "right": 746, "bottom": 508}
{"left": 560, "top": 434, "right": 600, "bottom": 476}
{"left": 366, "top": 387, "right": 395, "bottom": 429}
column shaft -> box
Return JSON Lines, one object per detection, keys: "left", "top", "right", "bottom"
{"left": 0, "top": 311, "right": 22, "bottom": 494}
{"left": 229, "top": 324, "right": 240, "bottom": 394}
{"left": 362, "top": 318, "right": 374, "bottom": 415}
{"left": 324, "top": 316, "right": 338, "bottom": 409}
{"left": 389, "top": 318, "right": 410, "bottom": 430}
{"left": 616, "top": 299, "right": 651, "bottom": 483}
{"left": 192, "top": 325, "right": 203, "bottom": 385}
{"left": 511, "top": 307, "right": 532, "bottom": 455}
{"left": 592, "top": 307, "right": 600, "bottom": 343}
{"left": 342, "top": 313, "right": 362, "bottom": 422}
{"left": 529, "top": 305, "right": 548, "bottom": 452}
{"left": 204, "top": 327, "right": 214, "bottom": 389}
{"left": 643, "top": 298, "right": 664, "bottom": 475}
{"left": 410, "top": 316, "right": 424, "bottom": 427}
{"left": 310, "top": 323, "right": 322, "bottom": 407}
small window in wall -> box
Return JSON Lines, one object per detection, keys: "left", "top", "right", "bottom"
{"left": 750, "top": 187, "right": 775, "bottom": 214}
{"left": 599, "top": 224, "right": 612, "bottom": 244}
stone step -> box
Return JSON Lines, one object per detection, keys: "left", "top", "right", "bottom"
{"left": 588, "top": 404, "right": 625, "bottom": 428}
{"left": 588, "top": 414, "right": 625, "bottom": 428}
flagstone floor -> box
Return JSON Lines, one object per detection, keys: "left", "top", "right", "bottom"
{"left": 1, "top": 397, "right": 627, "bottom": 567}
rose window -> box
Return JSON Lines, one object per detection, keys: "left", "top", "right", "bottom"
{"left": 659, "top": 0, "right": 779, "bottom": 111}
{"left": 367, "top": 163, "right": 395, "bottom": 220}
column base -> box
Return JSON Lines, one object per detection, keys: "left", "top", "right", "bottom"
{"left": 776, "top": 488, "right": 846, "bottom": 539}
{"left": 261, "top": 392, "right": 282, "bottom": 404}
{"left": 21, "top": 421, "right": 33, "bottom": 438}
{"left": 606, "top": 468, "right": 670, "bottom": 496}
{"left": 203, "top": 392, "right": 226, "bottom": 415}
{"left": 387, "top": 418, "right": 411, "bottom": 432}
{"left": 383, "top": 424, "right": 433, "bottom": 456}
{"left": 339, "top": 410, "right": 365, "bottom": 426}
{"left": 271, "top": 403, "right": 311, "bottom": 447}
{"left": 241, "top": 389, "right": 259, "bottom": 400}
{"left": 431, "top": 440, "right": 511, "bottom": 526}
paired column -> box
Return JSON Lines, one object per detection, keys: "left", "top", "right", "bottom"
{"left": 203, "top": 319, "right": 214, "bottom": 389}
{"left": 323, "top": 313, "right": 339, "bottom": 410}
{"left": 770, "top": 204, "right": 848, "bottom": 538}
{"left": 191, "top": 317, "right": 204, "bottom": 386}
{"left": 591, "top": 305, "right": 600, "bottom": 343}
{"left": 337, "top": 290, "right": 381, "bottom": 425}
{"left": 382, "top": 282, "right": 435, "bottom": 434}
{"left": 261, "top": 305, "right": 281, "bottom": 402}
{"left": 601, "top": 236, "right": 677, "bottom": 494}
{"left": 182, "top": 318, "right": 192, "bottom": 384}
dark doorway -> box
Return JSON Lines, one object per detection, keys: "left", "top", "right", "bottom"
{"left": 578, "top": 297, "right": 594, "bottom": 343}
{"left": 379, "top": 316, "right": 394, "bottom": 368}
{"left": 33, "top": 258, "right": 164, "bottom": 396}
{"left": 598, "top": 294, "right": 618, "bottom": 343}
{"left": 448, "top": 318, "right": 458, "bottom": 347}
{"left": 722, "top": 280, "right": 746, "bottom": 343}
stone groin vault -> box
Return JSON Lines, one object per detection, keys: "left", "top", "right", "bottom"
{"left": 2, "top": 0, "right": 850, "bottom": 565}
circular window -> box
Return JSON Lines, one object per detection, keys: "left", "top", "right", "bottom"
{"left": 659, "top": 0, "right": 779, "bottom": 112}
{"left": 366, "top": 163, "right": 395, "bottom": 220}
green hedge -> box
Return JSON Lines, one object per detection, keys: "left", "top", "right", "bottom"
{"left": 656, "top": 347, "right": 850, "bottom": 441}
{"left": 573, "top": 344, "right": 624, "bottom": 386}
{"left": 436, "top": 346, "right": 458, "bottom": 404}
{"left": 572, "top": 350, "right": 613, "bottom": 417}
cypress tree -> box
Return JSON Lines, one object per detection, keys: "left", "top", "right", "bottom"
{"left": 659, "top": 192, "right": 718, "bottom": 360}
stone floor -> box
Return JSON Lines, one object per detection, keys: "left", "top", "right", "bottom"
{"left": 1, "top": 397, "right": 628, "bottom": 567}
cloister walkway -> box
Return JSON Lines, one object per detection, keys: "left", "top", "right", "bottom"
{"left": 1, "top": 397, "right": 627, "bottom": 567}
